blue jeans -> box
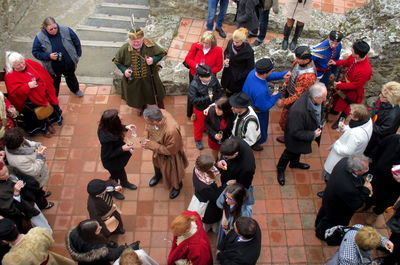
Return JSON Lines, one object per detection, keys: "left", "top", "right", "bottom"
{"left": 319, "top": 70, "right": 332, "bottom": 90}
{"left": 206, "top": 0, "right": 229, "bottom": 30}
{"left": 250, "top": 8, "right": 271, "bottom": 41}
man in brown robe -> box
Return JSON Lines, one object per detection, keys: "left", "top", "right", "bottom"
{"left": 142, "top": 107, "right": 188, "bottom": 199}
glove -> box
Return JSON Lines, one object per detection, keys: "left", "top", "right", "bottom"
{"left": 129, "top": 240, "right": 140, "bottom": 250}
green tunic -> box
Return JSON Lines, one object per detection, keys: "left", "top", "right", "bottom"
{"left": 113, "top": 39, "right": 166, "bottom": 108}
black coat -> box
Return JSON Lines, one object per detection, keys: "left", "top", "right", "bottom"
{"left": 219, "top": 136, "right": 255, "bottom": 189}
{"left": 235, "top": 0, "right": 260, "bottom": 32}
{"left": 364, "top": 101, "right": 400, "bottom": 156}
{"left": 188, "top": 75, "right": 222, "bottom": 111}
{"left": 98, "top": 128, "right": 131, "bottom": 171}
{"left": 66, "top": 227, "right": 126, "bottom": 265}
{"left": 284, "top": 92, "right": 321, "bottom": 154}
{"left": 316, "top": 158, "right": 370, "bottom": 233}
{"left": 217, "top": 221, "right": 262, "bottom": 265}
{"left": 192, "top": 170, "right": 224, "bottom": 224}
{"left": 205, "top": 106, "right": 234, "bottom": 145}
{"left": 367, "top": 134, "right": 400, "bottom": 214}
{"left": 221, "top": 40, "right": 254, "bottom": 94}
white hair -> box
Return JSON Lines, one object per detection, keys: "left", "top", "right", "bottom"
{"left": 309, "top": 82, "right": 327, "bottom": 98}
{"left": 5, "top": 51, "right": 25, "bottom": 73}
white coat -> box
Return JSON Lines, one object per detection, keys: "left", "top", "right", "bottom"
{"left": 324, "top": 119, "right": 373, "bottom": 174}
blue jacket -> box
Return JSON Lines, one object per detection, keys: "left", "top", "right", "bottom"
{"left": 312, "top": 39, "right": 341, "bottom": 78}
{"left": 242, "top": 69, "right": 286, "bottom": 113}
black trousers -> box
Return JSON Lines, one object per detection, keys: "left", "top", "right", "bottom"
{"left": 108, "top": 167, "right": 129, "bottom": 185}
{"left": 277, "top": 148, "right": 301, "bottom": 171}
{"left": 51, "top": 67, "right": 79, "bottom": 96}
{"left": 187, "top": 73, "right": 194, "bottom": 117}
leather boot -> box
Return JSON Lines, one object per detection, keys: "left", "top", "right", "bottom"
{"left": 276, "top": 154, "right": 290, "bottom": 186}
{"left": 281, "top": 24, "right": 292, "bottom": 50}
{"left": 289, "top": 24, "right": 304, "bottom": 51}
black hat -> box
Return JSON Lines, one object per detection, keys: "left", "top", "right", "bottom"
{"left": 295, "top": 46, "right": 312, "bottom": 60}
{"left": 196, "top": 64, "right": 212, "bottom": 77}
{"left": 329, "top": 31, "right": 344, "bottom": 42}
{"left": 255, "top": 58, "right": 274, "bottom": 73}
{"left": 0, "top": 218, "right": 19, "bottom": 242}
{"left": 87, "top": 179, "right": 106, "bottom": 196}
{"left": 229, "top": 92, "right": 252, "bottom": 108}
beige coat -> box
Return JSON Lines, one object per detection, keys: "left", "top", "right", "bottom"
{"left": 283, "top": 0, "right": 313, "bottom": 23}
{"left": 146, "top": 110, "right": 188, "bottom": 190}
{"left": 5, "top": 139, "right": 49, "bottom": 187}
{"left": 2, "top": 227, "right": 75, "bottom": 265}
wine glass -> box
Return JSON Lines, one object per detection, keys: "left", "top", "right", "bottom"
{"left": 217, "top": 130, "right": 223, "bottom": 144}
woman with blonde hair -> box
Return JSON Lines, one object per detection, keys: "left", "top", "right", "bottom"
{"left": 113, "top": 247, "right": 159, "bottom": 265}
{"left": 364, "top": 81, "right": 400, "bottom": 156}
{"left": 167, "top": 211, "right": 213, "bottom": 265}
{"left": 4, "top": 51, "right": 62, "bottom": 136}
{"left": 184, "top": 31, "right": 223, "bottom": 117}
{"left": 221, "top": 28, "right": 254, "bottom": 96}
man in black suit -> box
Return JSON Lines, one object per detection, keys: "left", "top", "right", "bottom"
{"left": 276, "top": 82, "right": 327, "bottom": 186}
{"left": 217, "top": 216, "right": 261, "bottom": 265}
{"left": 315, "top": 155, "right": 372, "bottom": 241}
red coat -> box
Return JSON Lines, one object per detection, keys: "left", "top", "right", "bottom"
{"left": 185, "top": 42, "right": 223, "bottom": 77}
{"left": 333, "top": 55, "right": 372, "bottom": 114}
{"left": 5, "top": 59, "right": 59, "bottom": 112}
{"left": 167, "top": 211, "right": 213, "bottom": 265}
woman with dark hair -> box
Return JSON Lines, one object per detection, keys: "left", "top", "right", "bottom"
{"left": 221, "top": 28, "right": 254, "bottom": 96}
{"left": 192, "top": 154, "right": 224, "bottom": 233}
{"left": 205, "top": 96, "right": 234, "bottom": 160}
{"left": 66, "top": 219, "right": 139, "bottom": 265}
{"left": 98, "top": 109, "right": 137, "bottom": 200}
{"left": 216, "top": 182, "right": 254, "bottom": 247}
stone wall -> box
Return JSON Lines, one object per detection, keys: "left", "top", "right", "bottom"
{"left": 0, "top": 0, "right": 35, "bottom": 41}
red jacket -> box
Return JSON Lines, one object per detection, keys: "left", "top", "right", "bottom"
{"left": 167, "top": 211, "right": 213, "bottom": 265}
{"left": 185, "top": 42, "right": 223, "bottom": 77}
{"left": 5, "top": 59, "right": 59, "bottom": 112}
{"left": 333, "top": 55, "right": 372, "bottom": 114}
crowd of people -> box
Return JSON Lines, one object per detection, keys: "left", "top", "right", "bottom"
{"left": 0, "top": 0, "right": 399, "bottom": 264}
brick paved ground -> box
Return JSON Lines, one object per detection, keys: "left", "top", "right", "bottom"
{"left": 3, "top": 0, "right": 392, "bottom": 264}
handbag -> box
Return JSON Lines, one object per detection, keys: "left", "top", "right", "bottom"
{"left": 187, "top": 195, "right": 208, "bottom": 218}
{"left": 104, "top": 216, "right": 119, "bottom": 232}
{"left": 34, "top": 103, "right": 54, "bottom": 120}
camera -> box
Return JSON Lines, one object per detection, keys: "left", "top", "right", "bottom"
{"left": 56, "top": 52, "right": 63, "bottom": 61}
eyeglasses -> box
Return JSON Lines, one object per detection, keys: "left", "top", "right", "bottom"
{"left": 225, "top": 195, "right": 235, "bottom": 202}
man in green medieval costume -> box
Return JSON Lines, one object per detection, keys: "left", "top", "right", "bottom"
{"left": 113, "top": 28, "right": 166, "bottom": 115}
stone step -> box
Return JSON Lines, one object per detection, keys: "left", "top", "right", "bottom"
{"left": 76, "top": 75, "right": 113, "bottom": 85}
{"left": 102, "top": 0, "right": 149, "bottom": 6}
{"left": 85, "top": 17, "right": 146, "bottom": 30}
{"left": 95, "top": 3, "right": 150, "bottom": 17}
{"left": 76, "top": 25, "right": 130, "bottom": 41}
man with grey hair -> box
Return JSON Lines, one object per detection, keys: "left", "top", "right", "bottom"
{"left": 141, "top": 107, "right": 188, "bottom": 199}
{"left": 315, "top": 155, "right": 373, "bottom": 241}
{"left": 276, "top": 82, "right": 327, "bottom": 186}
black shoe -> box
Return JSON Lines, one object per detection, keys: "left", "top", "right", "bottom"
{"left": 252, "top": 39, "right": 263, "bottom": 47}
{"left": 289, "top": 39, "right": 298, "bottom": 51}
{"left": 169, "top": 187, "right": 181, "bottom": 199}
{"left": 129, "top": 240, "right": 141, "bottom": 250}
{"left": 248, "top": 32, "right": 258, "bottom": 38}
{"left": 277, "top": 170, "right": 285, "bottom": 186}
{"left": 149, "top": 175, "right": 161, "bottom": 187}
{"left": 116, "top": 228, "right": 125, "bottom": 234}
{"left": 43, "top": 202, "right": 55, "bottom": 210}
{"left": 282, "top": 39, "right": 289, "bottom": 50}
{"left": 43, "top": 191, "right": 52, "bottom": 198}
{"left": 111, "top": 191, "right": 125, "bottom": 200}
{"left": 276, "top": 136, "right": 285, "bottom": 143}
{"left": 317, "top": 191, "right": 324, "bottom": 198}
{"left": 122, "top": 182, "right": 137, "bottom": 190}
{"left": 195, "top": 140, "right": 204, "bottom": 150}
{"left": 107, "top": 240, "right": 118, "bottom": 248}
{"left": 251, "top": 144, "right": 264, "bottom": 151}
{"left": 289, "top": 162, "right": 310, "bottom": 170}
{"left": 216, "top": 28, "right": 226, "bottom": 38}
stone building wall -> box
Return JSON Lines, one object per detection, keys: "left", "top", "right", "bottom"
{"left": 0, "top": 0, "right": 35, "bottom": 41}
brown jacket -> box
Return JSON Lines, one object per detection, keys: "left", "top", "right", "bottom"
{"left": 146, "top": 110, "right": 188, "bottom": 190}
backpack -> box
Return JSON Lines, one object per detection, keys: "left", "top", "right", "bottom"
{"left": 324, "top": 225, "right": 359, "bottom": 246}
